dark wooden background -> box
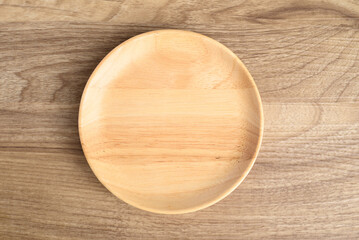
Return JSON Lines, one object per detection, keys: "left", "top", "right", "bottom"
{"left": 0, "top": 0, "right": 358, "bottom": 239}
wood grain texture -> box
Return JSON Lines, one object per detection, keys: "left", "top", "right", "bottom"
{"left": 0, "top": 0, "right": 358, "bottom": 239}
{"left": 79, "top": 30, "right": 263, "bottom": 214}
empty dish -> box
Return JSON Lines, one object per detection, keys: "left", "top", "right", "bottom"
{"left": 79, "top": 30, "right": 263, "bottom": 214}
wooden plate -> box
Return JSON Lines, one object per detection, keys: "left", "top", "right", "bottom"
{"left": 79, "top": 30, "right": 263, "bottom": 214}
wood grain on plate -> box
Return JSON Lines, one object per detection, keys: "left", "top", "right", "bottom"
{"left": 0, "top": 0, "right": 358, "bottom": 239}
{"left": 79, "top": 30, "right": 263, "bottom": 214}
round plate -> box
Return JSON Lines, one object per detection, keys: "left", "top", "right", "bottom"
{"left": 79, "top": 30, "right": 263, "bottom": 214}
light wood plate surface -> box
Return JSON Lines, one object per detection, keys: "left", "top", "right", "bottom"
{"left": 79, "top": 29, "right": 263, "bottom": 214}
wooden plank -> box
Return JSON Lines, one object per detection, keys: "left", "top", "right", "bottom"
{"left": 0, "top": 0, "right": 358, "bottom": 239}
{"left": 0, "top": 22, "right": 358, "bottom": 103}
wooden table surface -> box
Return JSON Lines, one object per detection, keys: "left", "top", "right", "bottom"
{"left": 0, "top": 0, "right": 358, "bottom": 239}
